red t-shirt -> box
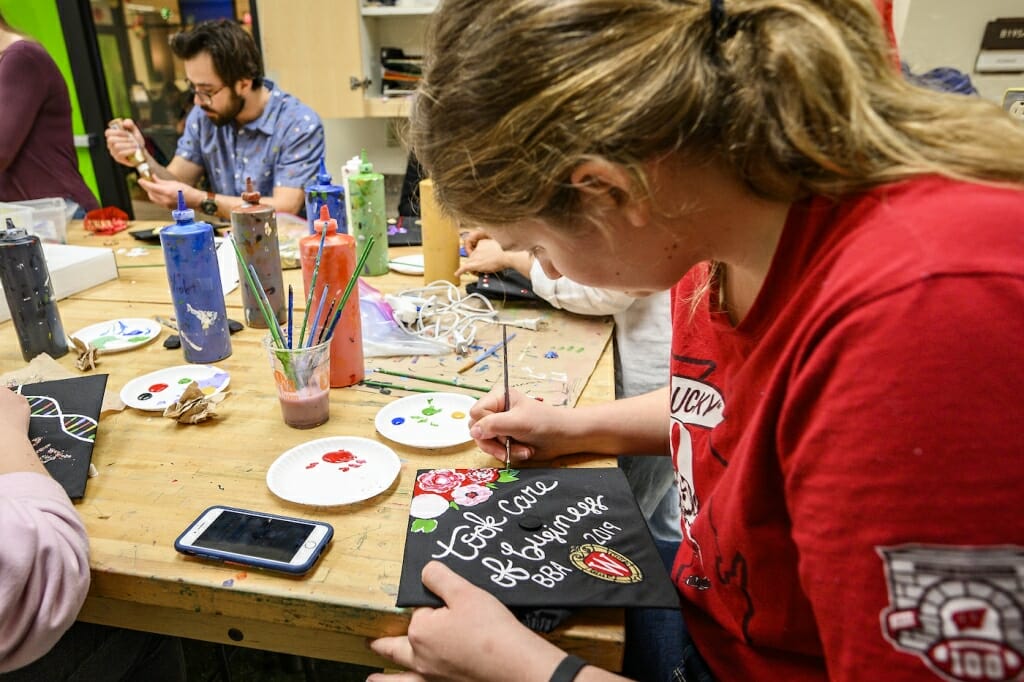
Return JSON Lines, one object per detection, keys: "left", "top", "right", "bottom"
{"left": 669, "top": 177, "right": 1024, "bottom": 680}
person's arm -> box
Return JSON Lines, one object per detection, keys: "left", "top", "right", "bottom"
{"left": 782, "top": 275, "right": 1024, "bottom": 678}
{"left": 468, "top": 387, "right": 670, "bottom": 464}
{"left": 0, "top": 44, "right": 50, "bottom": 173}
{"left": 0, "top": 389, "right": 90, "bottom": 673}
{"left": 369, "top": 561, "right": 627, "bottom": 682}
{"left": 529, "top": 258, "right": 636, "bottom": 316}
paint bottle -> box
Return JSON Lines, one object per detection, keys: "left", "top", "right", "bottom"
{"left": 0, "top": 219, "right": 68, "bottom": 361}
{"left": 419, "top": 178, "right": 461, "bottom": 285}
{"left": 304, "top": 158, "right": 346, "bottom": 235}
{"left": 231, "top": 177, "right": 285, "bottom": 328}
{"left": 107, "top": 119, "right": 153, "bottom": 181}
{"left": 340, "top": 154, "right": 361, "bottom": 240}
{"left": 299, "top": 205, "right": 364, "bottom": 388}
{"left": 348, "top": 151, "right": 390, "bottom": 276}
{"left": 160, "top": 191, "right": 232, "bottom": 363}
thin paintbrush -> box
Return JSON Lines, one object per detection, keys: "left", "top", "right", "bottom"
{"left": 287, "top": 285, "right": 293, "bottom": 349}
{"left": 298, "top": 223, "right": 328, "bottom": 348}
{"left": 457, "top": 332, "right": 517, "bottom": 374}
{"left": 228, "top": 236, "right": 284, "bottom": 347}
{"left": 316, "top": 297, "right": 339, "bottom": 344}
{"left": 361, "top": 379, "right": 436, "bottom": 394}
{"left": 502, "top": 325, "right": 512, "bottom": 471}
{"left": 248, "top": 262, "right": 286, "bottom": 346}
{"left": 370, "top": 368, "right": 490, "bottom": 393}
{"left": 306, "top": 289, "right": 329, "bottom": 348}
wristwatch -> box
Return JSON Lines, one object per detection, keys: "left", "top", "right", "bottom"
{"left": 199, "top": 191, "right": 218, "bottom": 216}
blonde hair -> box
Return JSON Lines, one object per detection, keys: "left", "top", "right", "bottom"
{"left": 410, "top": 0, "right": 1024, "bottom": 229}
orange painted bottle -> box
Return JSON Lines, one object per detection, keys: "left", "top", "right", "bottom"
{"left": 299, "top": 205, "right": 365, "bottom": 388}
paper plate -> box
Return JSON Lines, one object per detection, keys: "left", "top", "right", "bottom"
{"left": 120, "top": 365, "right": 230, "bottom": 411}
{"left": 71, "top": 318, "right": 162, "bottom": 353}
{"left": 375, "top": 392, "right": 476, "bottom": 449}
{"left": 266, "top": 436, "right": 401, "bottom": 506}
{"left": 388, "top": 254, "right": 425, "bottom": 275}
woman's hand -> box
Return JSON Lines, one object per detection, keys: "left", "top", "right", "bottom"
{"left": 468, "top": 389, "right": 583, "bottom": 464}
{"left": 369, "top": 561, "right": 566, "bottom": 682}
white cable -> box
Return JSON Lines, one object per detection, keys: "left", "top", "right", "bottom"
{"left": 387, "top": 281, "right": 498, "bottom": 350}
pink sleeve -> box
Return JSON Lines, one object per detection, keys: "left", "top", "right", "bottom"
{"left": 0, "top": 472, "right": 90, "bottom": 673}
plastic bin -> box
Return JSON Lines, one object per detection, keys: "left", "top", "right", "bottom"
{"left": 7, "top": 198, "right": 70, "bottom": 243}
{"left": 0, "top": 203, "right": 33, "bottom": 234}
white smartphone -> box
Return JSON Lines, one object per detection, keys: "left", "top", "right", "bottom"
{"left": 174, "top": 506, "right": 334, "bottom": 574}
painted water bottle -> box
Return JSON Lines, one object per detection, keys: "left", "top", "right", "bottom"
{"left": 160, "top": 191, "right": 231, "bottom": 363}
{"left": 419, "top": 178, "right": 461, "bottom": 285}
{"left": 231, "top": 177, "right": 285, "bottom": 328}
{"left": 304, "top": 158, "right": 346, "bottom": 235}
{"left": 348, "top": 151, "right": 389, "bottom": 276}
{"left": 0, "top": 219, "right": 68, "bottom": 361}
{"left": 299, "top": 205, "right": 364, "bottom": 388}
{"left": 340, "top": 154, "right": 361, "bottom": 240}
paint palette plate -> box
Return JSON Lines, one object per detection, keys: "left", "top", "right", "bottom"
{"left": 266, "top": 436, "right": 401, "bottom": 506}
{"left": 71, "top": 318, "right": 162, "bottom": 353}
{"left": 375, "top": 392, "right": 476, "bottom": 449}
{"left": 120, "top": 365, "right": 231, "bottom": 411}
{"left": 388, "top": 253, "right": 425, "bottom": 275}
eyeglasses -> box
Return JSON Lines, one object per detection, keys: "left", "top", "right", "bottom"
{"left": 187, "top": 82, "right": 227, "bottom": 106}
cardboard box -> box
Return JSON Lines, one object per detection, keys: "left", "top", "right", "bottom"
{"left": 0, "top": 243, "right": 118, "bottom": 322}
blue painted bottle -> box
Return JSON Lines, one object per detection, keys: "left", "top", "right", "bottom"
{"left": 160, "top": 192, "right": 231, "bottom": 363}
{"left": 0, "top": 219, "right": 68, "bottom": 361}
{"left": 304, "top": 158, "right": 346, "bottom": 235}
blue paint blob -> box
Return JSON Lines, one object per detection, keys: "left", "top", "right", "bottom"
{"left": 391, "top": 417, "right": 405, "bottom": 425}
{"left": 222, "top": 579, "right": 234, "bottom": 587}
{"left": 545, "top": 351, "right": 559, "bottom": 359}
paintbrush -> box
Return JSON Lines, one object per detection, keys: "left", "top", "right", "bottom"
{"left": 361, "top": 379, "right": 436, "bottom": 394}
{"left": 502, "top": 325, "right": 512, "bottom": 470}
{"left": 323, "top": 236, "right": 376, "bottom": 342}
{"left": 369, "top": 368, "right": 491, "bottom": 393}
{"left": 298, "top": 222, "right": 328, "bottom": 348}
{"left": 457, "top": 332, "right": 517, "bottom": 374}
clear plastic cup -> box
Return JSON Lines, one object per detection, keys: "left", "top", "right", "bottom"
{"left": 265, "top": 336, "right": 331, "bottom": 429}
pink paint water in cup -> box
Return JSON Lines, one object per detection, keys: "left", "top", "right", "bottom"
{"left": 265, "top": 336, "right": 331, "bottom": 429}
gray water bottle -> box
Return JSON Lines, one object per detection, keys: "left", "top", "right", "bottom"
{"left": 0, "top": 218, "right": 68, "bottom": 361}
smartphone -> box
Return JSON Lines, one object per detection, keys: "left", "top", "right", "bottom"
{"left": 174, "top": 506, "right": 334, "bottom": 574}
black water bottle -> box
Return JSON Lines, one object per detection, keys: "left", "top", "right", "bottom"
{"left": 0, "top": 218, "right": 68, "bottom": 361}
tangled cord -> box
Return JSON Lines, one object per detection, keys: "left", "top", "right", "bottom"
{"left": 385, "top": 281, "right": 497, "bottom": 353}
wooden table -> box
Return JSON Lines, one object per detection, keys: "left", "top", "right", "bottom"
{"left": 0, "top": 221, "right": 624, "bottom": 670}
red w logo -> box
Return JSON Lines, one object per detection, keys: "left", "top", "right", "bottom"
{"left": 951, "top": 608, "right": 988, "bottom": 631}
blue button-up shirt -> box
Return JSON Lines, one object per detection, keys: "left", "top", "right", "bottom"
{"left": 175, "top": 79, "right": 324, "bottom": 198}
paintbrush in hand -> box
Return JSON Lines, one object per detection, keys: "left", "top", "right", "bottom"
{"left": 502, "top": 325, "right": 512, "bottom": 470}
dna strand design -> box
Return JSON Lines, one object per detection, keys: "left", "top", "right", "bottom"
{"left": 25, "top": 395, "right": 98, "bottom": 443}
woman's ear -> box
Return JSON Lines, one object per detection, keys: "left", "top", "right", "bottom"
{"left": 570, "top": 159, "right": 650, "bottom": 228}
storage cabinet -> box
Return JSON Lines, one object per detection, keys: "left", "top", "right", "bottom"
{"left": 256, "top": 0, "right": 432, "bottom": 118}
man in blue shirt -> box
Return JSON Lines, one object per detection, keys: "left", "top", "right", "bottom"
{"left": 105, "top": 19, "right": 323, "bottom": 219}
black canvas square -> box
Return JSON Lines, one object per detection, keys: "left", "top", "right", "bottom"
{"left": 397, "top": 467, "right": 680, "bottom": 609}
{"left": 21, "top": 374, "right": 108, "bottom": 499}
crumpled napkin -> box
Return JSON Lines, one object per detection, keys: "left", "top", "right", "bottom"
{"left": 68, "top": 336, "right": 100, "bottom": 371}
{"left": 162, "top": 381, "right": 227, "bottom": 424}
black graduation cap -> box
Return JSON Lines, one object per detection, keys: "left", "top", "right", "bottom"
{"left": 21, "top": 374, "right": 108, "bottom": 499}
{"left": 397, "top": 467, "right": 680, "bottom": 609}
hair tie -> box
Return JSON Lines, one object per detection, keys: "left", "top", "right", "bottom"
{"left": 709, "top": 0, "right": 727, "bottom": 37}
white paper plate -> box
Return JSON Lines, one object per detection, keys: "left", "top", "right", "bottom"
{"left": 71, "top": 318, "right": 162, "bottom": 353}
{"left": 120, "top": 365, "right": 231, "bottom": 411}
{"left": 266, "top": 436, "right": 401, "bottom": 506}
{"left": 375, "top": 392, "right": 476, "bottom": 448}
{"left": 388, "top": 254, "right": 425, "bottom": 275}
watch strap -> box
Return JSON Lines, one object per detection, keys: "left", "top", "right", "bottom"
{"left": 549, "top": 654, "right": 588, "bottom": 682}
{"left": 200, "top": 191, "right": 217, "bottom": 215}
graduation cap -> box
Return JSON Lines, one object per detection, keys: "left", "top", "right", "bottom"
{"left": 397, "top": 467, "right": 680, "bottom": 610}
{"left": 20, "top": 374, "right": 108, "bottom": 499}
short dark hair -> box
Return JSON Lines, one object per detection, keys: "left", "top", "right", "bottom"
{"left": 170, "top": 19, "right": 263, "bottom": 89}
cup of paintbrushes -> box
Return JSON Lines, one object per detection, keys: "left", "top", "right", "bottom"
{"left": 264, "top": 334, "right": 331, "bottom": 429}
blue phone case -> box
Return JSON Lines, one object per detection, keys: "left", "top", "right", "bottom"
{"left": 174, "top": 505, "right": 334, "bottom": 574}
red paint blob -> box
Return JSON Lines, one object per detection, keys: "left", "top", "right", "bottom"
{"left": 149, "top": 383, "right": 169, "bottom": 392}
{"left": 322, "top": 449, "right": 356, "bottom": 464}
{"left": 305, "top": 462, "right": 319, "bottom": 469}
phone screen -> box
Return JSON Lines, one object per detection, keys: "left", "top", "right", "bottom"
{"left": 192, "top": 509, "right": 315, "bottom": 562}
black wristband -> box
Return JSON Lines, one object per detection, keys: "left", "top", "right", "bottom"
{"left": 550, "top": 654, "right": 588, "bottom": 682}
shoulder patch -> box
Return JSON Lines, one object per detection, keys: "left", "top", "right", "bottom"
{"left": 878, "top": 545, "right": 1024, "bottom": 681}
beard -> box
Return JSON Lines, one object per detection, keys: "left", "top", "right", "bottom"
{"left": 202, "top": 91, "right": 245, "bottom": 127}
